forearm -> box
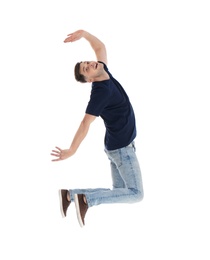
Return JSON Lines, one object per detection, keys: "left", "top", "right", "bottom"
{"left": 69, "top": 120, "right": 90, "bottom": 154}
{"left": 82, "top": 31, "right": 106, "bottom": 54}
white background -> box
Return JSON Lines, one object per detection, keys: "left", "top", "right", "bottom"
{"left": 0, "top": 0, "right": 210, "bottom": 259}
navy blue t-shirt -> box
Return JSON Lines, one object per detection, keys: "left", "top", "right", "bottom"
{"left": 85, "top": 61, "right": 136, "bottom": 150}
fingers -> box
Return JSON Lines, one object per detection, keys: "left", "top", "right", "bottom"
{"left": 64, "top": 31, "right": 82, "bottom": 43}
{"left": 64, "top": 33, "right": 75, "bottom": 43}
{"left": 51, "top": 158, "right": 61, "bottom": 162}
{"left": 51, "top": 147, "right": 62, "bottom": 161}
{"left": 64, "top": 37, "right": 72, "bottom": 43}
{"left": 51, "top": 152, "right": 59, "bottom": 157}
{"left": 51, "top": 147, "right": 61, "bottom": 154}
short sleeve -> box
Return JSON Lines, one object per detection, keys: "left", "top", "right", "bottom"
{"left": 85, "top": 81, "right": 111, "bottom": 116}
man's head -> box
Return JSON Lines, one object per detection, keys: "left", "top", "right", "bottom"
{"left": 74, "top": 62, "right": 86, "bottom": 83}
{"left": 74, "top": 61, "right": 106, "bottom": 83}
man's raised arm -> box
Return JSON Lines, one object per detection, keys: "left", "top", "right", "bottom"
{"left": 64, "top": 30, "right": 107, "bottom": 65}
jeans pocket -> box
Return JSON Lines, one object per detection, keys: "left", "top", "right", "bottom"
{"left": 106, "top": 149, "right": 123, "bottom": 167}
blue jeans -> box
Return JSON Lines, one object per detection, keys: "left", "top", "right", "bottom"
{"left": 69, "top": 141, "right": 144, "bottom": 207}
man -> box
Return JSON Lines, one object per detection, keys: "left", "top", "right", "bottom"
{"left": 51, "top": 30, "right": 144, "bottom": 227}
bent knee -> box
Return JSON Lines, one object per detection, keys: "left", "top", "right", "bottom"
{"left": 131, "top": 188, "right": 144, "bottom": 202}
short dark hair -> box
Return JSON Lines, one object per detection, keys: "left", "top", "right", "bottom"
{"left": 74, "top": 62, "right": 87, "bottom": 83}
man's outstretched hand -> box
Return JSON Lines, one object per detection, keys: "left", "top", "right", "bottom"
{"left": 64, "top": 30, "right": 85, "bottom": 43}
{"left": 51, "top": 146, "right": 72, "bottom": 162}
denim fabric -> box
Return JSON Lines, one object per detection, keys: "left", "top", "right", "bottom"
{"left": 69, "top": 141, "right": 144, "bottom": 207}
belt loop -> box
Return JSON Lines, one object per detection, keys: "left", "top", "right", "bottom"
{"left": 132, "top": 141, "right": 136, "bottom": 152}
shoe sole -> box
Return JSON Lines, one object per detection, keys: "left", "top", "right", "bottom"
{"left": 74, "top": 194, "right": 84, "bottom": 228}
{"left": 58, "top": 190, "right": 65, "bottom": 218}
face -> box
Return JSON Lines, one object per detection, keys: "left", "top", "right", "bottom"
{"left": 79, "top": 61, "right": 104, "bottom": 82}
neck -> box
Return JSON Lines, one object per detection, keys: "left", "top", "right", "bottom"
{"left": 93, "top": 71, "right": 110, "bottom": 82}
